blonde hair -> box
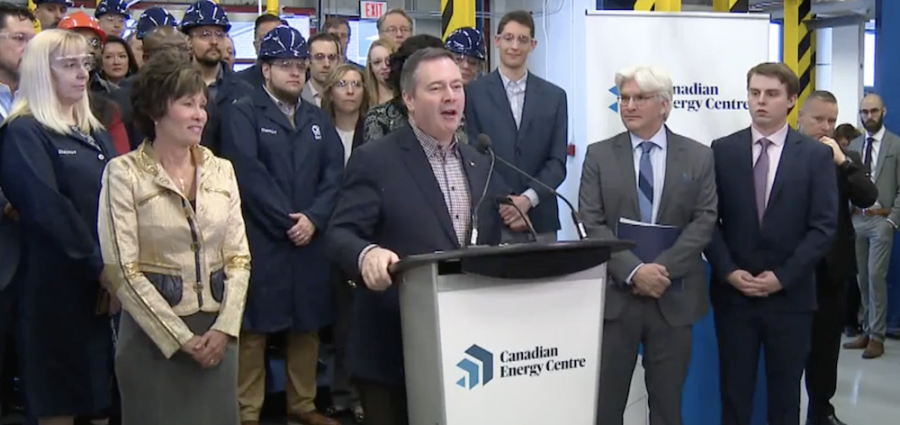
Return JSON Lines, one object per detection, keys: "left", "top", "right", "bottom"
{"left": 364, "top": 38, "right": 396, "bottom": 109}
{"left": 321, "top": 64, "right": 369, "bottom": 121}
{"left": 5, "top": 29, "right": 103, "bottom": 135}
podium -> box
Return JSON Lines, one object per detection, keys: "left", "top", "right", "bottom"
{"left": 391, "top": 239, "right": 633, "bottom": 425}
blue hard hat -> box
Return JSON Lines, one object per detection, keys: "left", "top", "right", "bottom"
{"left": 33, "top": 0, "right": 74, "bottom": 7}
{"left": 444, "top": 27, "right": 486, "bottom": 61}
{"left": 136, "top": 7, "right": 178, "bottom": 39}
{"left": 95, "top": 0, "right": 129, "bottom": 19}
{"left": 258, "top": 25, "right": 309, "bottom": 61}
{"left": 180, "top": 0, "right": 231, "bottom": 33}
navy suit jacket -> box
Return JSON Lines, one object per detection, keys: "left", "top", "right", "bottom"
{"left": 324, "top": 125, "right": 506, "bottom": 385}
{"left": 464, "top": 70, "right": 568, "bottom": 233}
{"left": 0, "top": 188, "right": 19, "bottom": 293}
{"left": 705, "top": 127, "right": 838, "bottom": 312}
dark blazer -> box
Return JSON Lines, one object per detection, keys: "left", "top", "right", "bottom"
{"left": 112, "top": 75, "right": 140, "bottom": 150}
{"left": 324, "top": 125, "right": 506, "bottom": 386}
{"left": 464, "top": 70, "right": 568, "bottom": 234}
{"left": 0, "top": 188, "right": 19, "bottom": 293}
{"left": 219, "top": 85, "right": 345, "bottom": 334}
{"left": 817, "top": 149, "right": 877, "bottom": 284}
{"left": 705, "top": 127, "right": 838, "bottom": 312}
{"left": 235, "top": 63, "right": 264, "bottom": 90}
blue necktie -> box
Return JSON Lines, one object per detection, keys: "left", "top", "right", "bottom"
{"left": 638, "top": 141, "right": 655, "bottom": 223}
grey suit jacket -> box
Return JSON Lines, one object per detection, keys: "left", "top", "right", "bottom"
{"left": 301, "top": 82, "right": 320, "bottom": 107}
{"left": 578, "top": 128, "right": 717, "bottom": 327}
{"left": 0, "top": 187, "right": 20, "bottom": 293}
{"left": 850, "top": 129, "right": 900, "bottom": 224}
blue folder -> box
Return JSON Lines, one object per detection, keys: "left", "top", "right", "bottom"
{"left": 617, "top": 218, "right": 684, "bottom": 290}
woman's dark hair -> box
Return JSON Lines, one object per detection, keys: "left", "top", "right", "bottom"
{"left": 131, "top": 49, "right": 208, "bottom": 142}
{"left": 834, "top": 123, "right": 862, "bottom": 144}
{"left": 101, "top": 35, "right": 139, "bottom": 81}
{"left": 386, "top": 34, "right": 444, "bottom": 97}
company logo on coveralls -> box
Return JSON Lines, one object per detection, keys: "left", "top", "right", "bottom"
{"left": 608, "top": 83, "right": 749, "bottom": 113}
{"left": 456, "top": 344, "right": 588, "bottom": 390}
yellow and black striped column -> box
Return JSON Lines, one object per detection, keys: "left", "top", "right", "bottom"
{"left": 783, "top": 0, "right": 815, "bottom": 127}
{"left": 27, "top": 0, "right": 41, "bottom": 32}
{"left": 656, "top": 0, "right": 681, "bottom": 12}
{"left": 603, "top": 0, "right": 656, "bottom": 11}
{"left": 441, "top": 0, "right": 475, "bottom": 41}
{"left": 712, "top": 0, "right": 749, "bottom": 13}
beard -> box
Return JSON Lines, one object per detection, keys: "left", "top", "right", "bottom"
{"left": 864, "top": 114, "right": 884, "bottom": 134}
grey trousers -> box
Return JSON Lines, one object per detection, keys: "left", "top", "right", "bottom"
{"left": 853, "top": 215, "right": 894, "bottom": 342}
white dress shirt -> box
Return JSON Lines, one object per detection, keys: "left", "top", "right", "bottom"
{"left": 337, "top": 128, "right": 354, "bottom": 165}
{"left": 625, "top": 126, "right": 668, "bottom": 283}
{"left": 751, "top": 123, "right": 789, "bottom": 208}
{"left": 499, "top": 69, "right": 540, "bottom": 208}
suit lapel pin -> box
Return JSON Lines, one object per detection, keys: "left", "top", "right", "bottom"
{"left": 469, "top": 161, "right": 475, "bottom": 167}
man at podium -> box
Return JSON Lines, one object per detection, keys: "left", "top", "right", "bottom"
{"left": 325, "top": 48, "right": 518, "bottom": 425}
{"left": 578, "top": 66, "right": 717, "bottom": 425}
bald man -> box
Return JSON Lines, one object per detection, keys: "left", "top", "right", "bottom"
{"left": 114, "top": 26, "right": 191, "bottom": 150}
{"left": 845, "top": 93, "right": 899, "bottom": 360}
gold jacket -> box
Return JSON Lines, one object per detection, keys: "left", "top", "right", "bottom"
{"left": 98, "top": 143, "right": 251, "bottom": 358}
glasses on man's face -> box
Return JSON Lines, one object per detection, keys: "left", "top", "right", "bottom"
{"left": 272, "top": 59, "right": 308, "bottom": 73}
{"left": 383, "top": 26, "right": 411, "bottom": 35}
{"left": 454, "top": 54, "right": 480, "bottom": 69}
{"left": 194, "top": 30, "right": 226, "bottom": 40}
{"left": 51, "top": 54, "right": 95, "bottom": 73}
{"left": 617, "top": 93, "right": 657, "bottom": 108}
{"left": 312, "top": 53, "right": 339, "bottom": 63}
{"left": 335, "top": 79, "right": 363, "bottom": 90}
{"left": 499, "top": 33, "right": 532, "bottom": 46}
{"left": 0, "top": 32, "right": 33, "bottom": 45}
{"left": 85, "top": 37, "right": 102, "bottom": 48}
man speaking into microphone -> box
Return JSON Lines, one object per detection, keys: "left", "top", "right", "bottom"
{"left": 324, "top": 48, "right": 524, "bottom": 425}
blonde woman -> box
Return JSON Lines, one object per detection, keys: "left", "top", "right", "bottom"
{"left": 97, "top": 50, "right": 250, "bottom": 425}
{"left": 364, "top": 38, "right": 395, "bottom": 107}
{"left": 322, "top": 63, "right": 369, "bottom": 164}
{"left": 0, "top": 30, "right": 115, "bottom": 425}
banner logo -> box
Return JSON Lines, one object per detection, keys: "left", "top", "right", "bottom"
{"left": 456, "top": 344, "right": 494, "bottom": 390}
{"left": 608, "top": 86, "right": 619, "bottom": 113}
{"left": 606, "top": 82, "right": 748, "bottom": 114}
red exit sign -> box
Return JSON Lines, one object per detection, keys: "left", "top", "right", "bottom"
{"left": 360, "top": 1, "right": 387, "bottom": 20}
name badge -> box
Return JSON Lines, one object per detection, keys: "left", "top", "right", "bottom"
{"left": 311, "top": 124, "right": 322, "bottom": 140}
{"left": 261, "top": 127, "right": 277, "bottom": 135}
{"left": 58, "top": 149, "right": 77, "bottom": 155}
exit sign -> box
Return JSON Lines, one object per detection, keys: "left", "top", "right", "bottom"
{"left": 360, "top": 1, "right": 387, "bottom": 20}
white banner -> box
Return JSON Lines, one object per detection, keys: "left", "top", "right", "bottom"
{"left": 437, "top": 272, "right": 605, "bottom": 425}
{"left": 583, "top": 11, "right": 771, "bottom": 146}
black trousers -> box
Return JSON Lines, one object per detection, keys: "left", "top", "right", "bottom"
{"left": 806, "top": 278, "right": 847, "bottom": 420}
{"left": 355, "top": 379, "right": 408, "bottom": 425}
{"left": 844, "top": 276, "right": 861, "bottom": 329}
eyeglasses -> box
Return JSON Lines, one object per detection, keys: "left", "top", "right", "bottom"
{"left": 383, "top": 26, "right": 411, "bottom": 35}
{"left": 335, "top": 79, "right": 363, "bottom": 90}
{"left": 100, "top": 14, "right": 125, "bottom": 24}
{"left": 312, "top": 53, "right": 339, "bottom": 63}
{"left": 0, "top": 32, "right": 32, "bottom": 45}
{"left": 618, "top": 93, "right": 658, "bottom": 107}
{"left": 454, "top": 54, "right": 481, "bottom": 68}
{"left": 272, "top": 59, "right": 308, "bottom": 73}
{"left": 85, "top": 37, "right": 102, "bottom": 48}
{"left": 499, "top": 33, "right": 532, "bottom": 46}
{"left": 193, "top": 30, "right": 227, "bottom": 40}
{"left": 51, "top": 54, "right": 95, "bottom": 72}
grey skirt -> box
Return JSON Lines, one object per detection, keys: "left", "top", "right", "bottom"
{"left": 116, "top": 312, "right": 239, "bottom": 425}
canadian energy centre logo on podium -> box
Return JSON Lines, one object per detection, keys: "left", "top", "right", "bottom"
{"left": 456, "top": 344, "right": 494, "bottom": 390}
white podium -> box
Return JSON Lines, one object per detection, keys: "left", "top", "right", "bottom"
{"left": 392, "top": 240, "right": 633, "bottom": 425}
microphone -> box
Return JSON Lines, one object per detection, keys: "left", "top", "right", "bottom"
{"left": 468, "top": 134, "right": 497, "bottom": 246}
{"left": 475, "top": 134, "right": 588, "bottom": 240}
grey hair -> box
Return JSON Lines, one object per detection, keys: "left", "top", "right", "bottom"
{"left": 615, "top": 66, "right": 674, "bottom": 117}
{"left": 399, "top": 47, "right": 456, "bottom": 97}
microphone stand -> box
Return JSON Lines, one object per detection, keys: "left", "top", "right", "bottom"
{"left": 468, "top": 147, "right": 497, "bottom": 246}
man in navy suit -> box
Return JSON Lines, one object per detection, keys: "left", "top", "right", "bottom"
{"left": 705, "top": 62, "right": 838, "bottom": 425}
{"left": 325, "top": 48, "right": 515, "bottom": 425}
{"left": 464, "top": 10, "right": 568, "bottom": 241}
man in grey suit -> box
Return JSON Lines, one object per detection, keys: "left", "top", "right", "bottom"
{"left": 578, "top": 66, "right": 717, "bottom": 425}
{"left": 301, "top": 32, "right": 341, "bottom": 107}
{"left": 844, "top": 93, "right": 899, "bottom": 359}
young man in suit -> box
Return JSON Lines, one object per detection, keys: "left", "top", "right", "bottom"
{"left": 845, "top": 93, "right": 900, "bottom": 359}
{"left": 705, "top": 62, "right": 838, "bottom": 425}
{"left": 464, "top": 10, "right": 568, "bottom": 241}
{"left": 325, "top": 48, "right": 519, "bottom": 425}
{"left": 579, "top": 66, "right": 717, "bottom": 425}
{"left": 797, "top": 90, "right": 877, "bottom": 425}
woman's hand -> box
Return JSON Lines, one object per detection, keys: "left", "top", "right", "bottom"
{"left": 195, "top": 330, "right": 230, "bottom": 369}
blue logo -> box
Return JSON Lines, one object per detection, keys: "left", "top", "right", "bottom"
{"left": 608, "top": 86, "right": 619, "bottom": 113}
{"left": 456, "top": 344, "right": 494, "bottom": 390}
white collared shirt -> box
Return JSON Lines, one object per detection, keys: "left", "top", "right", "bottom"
{"left": 864, "top": 126, "right": 885, "bottom": 178}
{"left": 630, "top": 126, "right": 668, "bottom": 224}
{"left": 750, "top": 123, "right": 789, "bottom": 207}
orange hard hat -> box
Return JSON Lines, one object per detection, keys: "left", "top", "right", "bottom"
{"left": 58, "top": 11, "right": 107, "bottom": 44}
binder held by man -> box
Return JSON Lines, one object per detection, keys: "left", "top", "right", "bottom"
{"left": 617, "top": 218, "right": 684, "bottom": 291}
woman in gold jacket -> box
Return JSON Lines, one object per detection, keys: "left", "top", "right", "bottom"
{"left": 97, "top": 50, "right": 250, "bottom": 425}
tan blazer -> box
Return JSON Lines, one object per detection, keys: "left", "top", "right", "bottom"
{"left": 98, "top": 143, "right": 251, "bottom": 358}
